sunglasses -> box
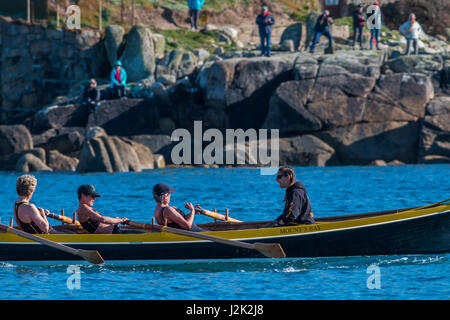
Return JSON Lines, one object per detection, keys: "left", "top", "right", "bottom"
{"left": 276, "top": 174, "right": 286, "bottom": 179}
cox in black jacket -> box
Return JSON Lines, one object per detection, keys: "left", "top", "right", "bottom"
{"left": 275, "top": 181, "right": 315, "bottom": 226}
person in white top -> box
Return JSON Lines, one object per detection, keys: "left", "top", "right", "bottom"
{"left": 399, "top": 13, "right": 422, "bottom": 55}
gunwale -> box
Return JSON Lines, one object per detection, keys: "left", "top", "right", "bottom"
{"left": 0, "top": 202, "right": 448, "bottom": 245}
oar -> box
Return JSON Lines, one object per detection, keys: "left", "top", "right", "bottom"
{"left": 125, "top": 220, "right": 286, "bottom": 258}
{"left": 46, "top": 211, "right": 81, "bottom": 226}
{"left": 0, "top": 223, "right": 104, "bottom": 264}
{"left": 195, "top": 206, "right": 242, "bottom": 223}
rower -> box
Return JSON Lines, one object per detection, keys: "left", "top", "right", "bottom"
{"left": 152, "top": 183, "right": 204, "bottom": 232}
{"left": 76, "top": 185, "right": 129, "bottom": 234}
{"left": 273, "top": 166, "right": 315, "bottom": 226}
{"left": 14, "top": 175, "right": 55, "bottom": 234}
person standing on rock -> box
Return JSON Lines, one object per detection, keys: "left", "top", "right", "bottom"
{"left": 367, "top": 1, "right": 382, "bottom": 50}
{"left": 110, "top": 60, "right": 127, "bottom": 99}
{"left": 188, "top": 0, "right": 205, "bottom": 31}
{"left": 352, "top": 3, "right": 365, "bottom": 50}
{"left": 272, "top": 167, "right": 315, "bottom": 226}
{"left": 309, "top": 10, "right": 334, "bottom": 53}
{"left": 399, "top": 13, "right": 422, "bottom": 55}
{"left": 256, "top": 5, "right": 275, "bottom": 57}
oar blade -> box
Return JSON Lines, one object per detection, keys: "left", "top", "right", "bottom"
{"left": 254, "top": 243, "right": 286, "bottom": 258}
{"left": 77, "top": 249, "right": 105, "bottom": 265}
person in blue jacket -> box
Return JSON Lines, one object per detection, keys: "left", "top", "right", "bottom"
{"left": 309, "top": 10, "right": 334, "bottom": 53}
{"left": 110, "top": 60, "right": 127, "bottom": 99}
{"left": 256, "top": 5, "right": 275, "bottom": 57}
{"left": 188, "top": 0, "right": 205, "bottom": 31}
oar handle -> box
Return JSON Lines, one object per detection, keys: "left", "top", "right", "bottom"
{"left": 195, "top": 206, "right": 242, "bottom": 223}
{"left": 46, "top": 212, "right": 80, "bottom": 225}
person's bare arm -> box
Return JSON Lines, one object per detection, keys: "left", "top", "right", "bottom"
{"left": 81, "top": 204, "right": 127, "bottom": 225}
{"left": 163, "top": 203, "right": 196, "bottom": 230}
{"left": 23, "top": 204, "right": 51, "bottom": 233}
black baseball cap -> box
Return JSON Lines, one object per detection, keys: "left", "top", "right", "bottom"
{"left": 78, "top": 184, "right": 101, "bottom": 198}
{"left": 152, "top": 183, "right": 175, "bottom": 197}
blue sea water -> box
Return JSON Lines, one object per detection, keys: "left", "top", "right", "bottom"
{"left": 0, "top": 165, "right": 449, "bottom": 300}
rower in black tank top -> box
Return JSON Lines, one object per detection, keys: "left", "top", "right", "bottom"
{"left": 161, "top": 206, "right": 205, "bottom": 232}
{"left": 79, "top": 216, "right": 100, "bottom": 233}
{"left": 14, "top": 201, "right": 46, "bottom": 234}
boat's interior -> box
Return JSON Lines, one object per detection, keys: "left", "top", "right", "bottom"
{"left": 49, "top": 205, "right": 419, "bottom": 233}
{"left": 3, "top": 201, "right": 445, "bottom": 234}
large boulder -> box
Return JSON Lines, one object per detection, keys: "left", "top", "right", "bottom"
{"left": 129, "top": 134, "right": 174, "bottom": 164}
{"left": 46, "top": 150, "right": 79, "bottom": 171}
{"left": 0, "top": 125, "right": 33, "bottom": 156}
{"left": 293, "top": 56, "right": 319, "bottom": 80}
{"left": 197, "top": 54, "right": 297, "bottom": 109}
{"left": 29, "top": 104, "right": 89, "bottom": 134}
{"left": 279, "top": 23, "right": 303, "bottom": 51}
{"left": 308, "top": 64, "right": 376, "bottom": 101}
{"left": 384, "top": 54, "right": 444, "bottom": 89}
{"left": 418, "top": 96, "right": 450, "bottom": 163}
{"left": 121, "top": 137, "right": 154, "bottom": 170}
{"left": 37, "top": 127, "right": 85, "bottom": 156}
{"left": 155, "top": 49, "right": 198, "bottom": 80}
{"left": 152, "top": 33, "right": 166, "bottom": 59}
{"left": 120, "top": 26, "right": 156, "bottom": 82}
{"left": 16, "top": 153, "right": 52, "bottom": 172}
{"left": 373, "top": 73, "right": 434, "bottom": 118}
{"left": 87, "top": 99, "right": 160, "bottom": 136}
{"left": 261, "top": 80, "right": 321, "bottom": 134}
{"left": 105, "top": 25, "right": 125, "bottom": 68}
{"left": 0, "top": 148, "right": 45, "bottom": 171}
{"left": 77, "top": 135, "right": 143, "bottom": 173}
{"left": 385, "top": 54, "right": 444, "bottom": 75}
{"left": 321, "top": 50, "right": 383, "bottom": 78}
{"left": 317, "top": 122, "right": 420, "bottom": 165}
{"left": 278, "top": 135, "right": 336, "bottom": 166}
{"left": 32, "top": 128, "right": 58, "bottom": 146}
{"left": 198, "top": 54, "right": 298, "bottom": 130}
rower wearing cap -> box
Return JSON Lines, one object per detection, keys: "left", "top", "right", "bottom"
{"left": 152, "top": 183, "right": 204, "bottom": 232}
{"left": 76, "top": 184, "right": 129, "bottom": 234}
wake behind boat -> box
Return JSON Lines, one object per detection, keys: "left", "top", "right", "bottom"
{"left": 0, "top": 200, "right": 449, "bottom": 263}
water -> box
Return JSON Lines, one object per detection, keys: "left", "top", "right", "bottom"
{"left": 0, "top": 165, "right": 449, "bottom": 300}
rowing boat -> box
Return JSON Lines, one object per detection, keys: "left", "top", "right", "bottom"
{"left": 0, "top": 200, "right": 449, "bottom": 263}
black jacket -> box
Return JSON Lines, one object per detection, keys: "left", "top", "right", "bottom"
{"left": 276, "top": 181, "right": 314, "bottom": 225}
{"left": 82, "top": 86, "right": 100, "bottom": 103}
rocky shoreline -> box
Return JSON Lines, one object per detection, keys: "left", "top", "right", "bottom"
{"left": 0, "top": 17, "right": 449, "bottom": 172}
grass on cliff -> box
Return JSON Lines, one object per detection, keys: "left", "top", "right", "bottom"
{"left": 47, "top": 0, "right": 320, "bottom": 28}
{"left": 159, "top": 29, "right": 220, "bottom": 52}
